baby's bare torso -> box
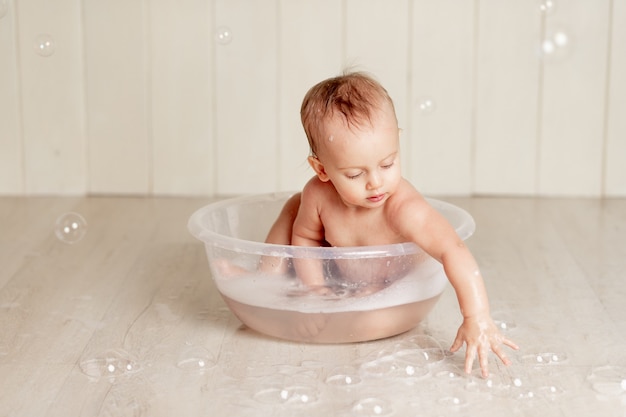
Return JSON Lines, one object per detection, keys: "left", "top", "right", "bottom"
{"left": 311, "top": 182, "right": 423, "bottom": 290}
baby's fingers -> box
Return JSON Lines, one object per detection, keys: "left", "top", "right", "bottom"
{"left": 491, "top": 343, "right": 511, "bottom": 367}
{"left": 478, "top": 344, "right": 491, "bottom": 378}
{"left": 464, "top": 344, "right": 477, "bottom": 375}
{"left": 502, "top": 337, "right": 519, "bottom": 351}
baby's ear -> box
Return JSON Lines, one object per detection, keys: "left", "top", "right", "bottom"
{"left": 308, "top": 156, "right": 330, "bottom": 182}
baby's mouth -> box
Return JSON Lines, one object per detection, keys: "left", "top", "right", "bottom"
{"left": 367, "top": 193, "right": 386, "bottom": 203}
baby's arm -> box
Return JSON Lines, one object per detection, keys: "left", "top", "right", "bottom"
{"left": 391, "top": 193, "right": 518, "bottom": 377}
{"left": 290, "top": 187, "right": 327, "bottom": 288}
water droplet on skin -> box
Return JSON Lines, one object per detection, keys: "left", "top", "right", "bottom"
{"left": 55, "top": 212, "right": 87, "bottom": 244}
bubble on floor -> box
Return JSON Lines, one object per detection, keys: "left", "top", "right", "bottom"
{"left": 587, "top": 365, "right": 626, "bottom": 396}
{"left": 492, "top": 316, "right": 516, "bottom": 331}
{"left": 325, "top": 366, "right": 362, "bottom": 387}
{"left": 55, "top": 212, "right": 87, "bottom": 244}
{"left": 465, "top": 369, "right": 510, "bottom": 397}
{"left": 352, "top": 397, "right": 393, "bottom": 416}
{"left": 537, "top": 384, "right": 565, "bottom": 398}
{"left": 359, "top": 355, "right": 429, "bottom": 380}
{"left": 438, "top": 394, "right": 468, "bottom": 407}
{"left": 395, "top": 334, "right": 446, "bottom": 366}
{"left": 434, "top": 365, "right": 465, "bottom": 382}
{"left": 522, "top": 352, "right": 568, "bottom": 365}
{"left": 79, "top": 349, "right": 140, "bottom": 380}
{"left": 253, "top": 385, "right": 318, "bottom": 405}
{"left": 176, "top": 346, "right": 216, "bottom": 372}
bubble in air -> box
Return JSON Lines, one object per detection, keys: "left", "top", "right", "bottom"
{"left": 55, "top": 212, "right": 87, "bottom": 244}
{"left": 538, "top": 0, "right": 556, "bottom": 14}
{"left": 176, "top": 346, "right": 216, "bottom": 372}
{"left": 79, "top": 349, "right": 140, "bottom": 380}
{"left": 352, "top": 397, "right": 392, "bottom": 416}
{"left": 417, "top": 97, "right": 436, "bottom": 114}
{"left": 540, "top": 29, "right": 571, "bottom": 62}
{"left": 215, "top": 26, "right": 233, "bottom": 45}
{"left": 34, "top": 34, "right": 56, "bottom": 57}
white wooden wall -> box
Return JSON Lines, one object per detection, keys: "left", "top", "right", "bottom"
{"left": 0, "top": 0, "right": 624, "bottom": 197}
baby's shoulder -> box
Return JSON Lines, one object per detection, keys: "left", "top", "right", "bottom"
{"left": 302, "top": 176, "right": 334, "bottom": 198}
{"left": 386, "top": 180, "right": 429, "bottom": 212}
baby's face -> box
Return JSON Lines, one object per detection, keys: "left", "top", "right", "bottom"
{"left": 313, "top": 102, "right": 402, "bottom": 209}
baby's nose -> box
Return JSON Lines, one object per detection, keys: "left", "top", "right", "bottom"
{"left": 367, "top": 173, "right": 382, "bottom": 189}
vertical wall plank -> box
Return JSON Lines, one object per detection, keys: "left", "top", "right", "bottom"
{"left": 278, "top": 0, "right": 343, "bottom": 192}
{"left": 17, "top": 0, "right": 85, "bottom": 194}
{"left": 345, "top": 0, "right": 411, "bottom": 180}
{"left": 150, "top": 0, "right": 214, "bottom": 195}
{"left": 214, "top": 0, "right": 279, "bottom": 195}
{"left": 83, "top": 0, "right": 150, "bottom": 194}
{"left": 538, "top": 0, "right": 611, "bottom": 196}
{"left": 0, "top": 1, "right": 23, "bottom": 193}
{"left": 474, "top": 1, "right": 541, "bottom": 195}
{"left": 410, "top": 0, "right": 474, "bottom": 195}
{"left": 605, "top": 0, "right": 626, "bottom": 196}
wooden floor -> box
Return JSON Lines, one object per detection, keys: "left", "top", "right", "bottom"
{"left": 1, "top": 196, "right": 625, "bottom": 416}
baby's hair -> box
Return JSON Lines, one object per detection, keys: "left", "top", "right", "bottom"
{"left": 300, "top": 71, "right": 395, "bottom": 156}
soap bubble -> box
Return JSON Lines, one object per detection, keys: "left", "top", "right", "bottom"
{"left": 438, "top": 394, "right": 467, "bottom": 407}
{"left": 417, "top": 97, "right": 436, "bottom": 114}
{"left": 176, "top": 346, "right": 216, "bottom": 372}
{"left": 538, "top": 0, "right": 556, "bottom": 14}
{"left": 215, "top": 26, "right": 233, "bottom": 45}
{"left": 34, "top": 34, "right": 56, "bottom": 57}
{"left": 325, "top": 366, "right": 362, "bottom": 387}
{"left": 522, "top": 352, "right": 568, "bottom": 365}
{"left": 0, "top": 0, "right": 8, "bottom": 19}
{"left": 540, "top": 29, "right": 571, "bottom": 62}
{"left": 352, "top": 397, "right": 393, "bottom": 416}
{"left": 79, "top": 349, "right": 141, "bottom": 380}
{"left": 55, "top": 212, "right": 87, "bottom": 244}
{"left": 253, "top": 385, "right": 318, "bottom": 405}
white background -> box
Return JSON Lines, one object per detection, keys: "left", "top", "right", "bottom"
{"left": 0, "top": 0, "right": 624, "bottom": 197}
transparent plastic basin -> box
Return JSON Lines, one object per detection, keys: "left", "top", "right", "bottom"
{"left": 188, "top": 192, "right": 475, "bottom": 343}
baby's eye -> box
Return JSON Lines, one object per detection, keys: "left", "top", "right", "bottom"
{"left": 381, "top": 162, "right": 395, "bottom": 169}
{"left": 346, "top": 172, "right": 362, "bottom": 180}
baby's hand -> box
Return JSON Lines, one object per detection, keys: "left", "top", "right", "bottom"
{"left": 449, "top": 313, "right": 519, "bottom": 378}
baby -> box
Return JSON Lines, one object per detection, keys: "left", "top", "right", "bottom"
{"left": 265, "top": 71, "right": 518, "bottom": 377}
